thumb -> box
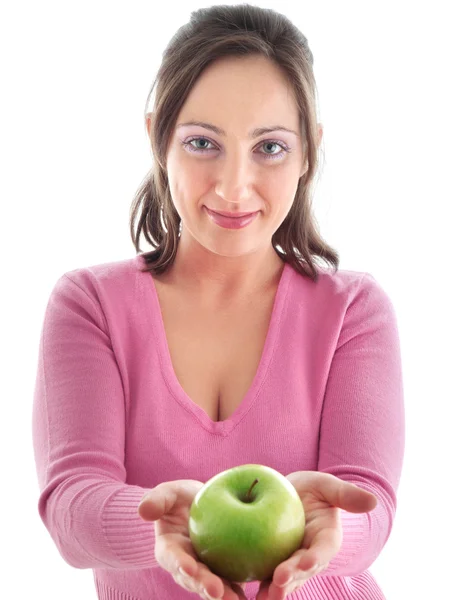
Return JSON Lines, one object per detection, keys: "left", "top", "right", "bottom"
{"left": 336, "top": 481, "right": 378, "bottom": 513}
{"left": 138, "top": 480, "right": 204, "bottom": 521}
{"left": 138, "top": 484, "right": 177, "bottom": 521}
{"left": 317, "top": 474, "right": 378, "bottom": 513}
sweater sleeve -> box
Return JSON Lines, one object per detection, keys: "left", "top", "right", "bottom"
{"left": 32, "top": 273, "right": 159, "bottom": 570}
{"left": 316, "top": 273, "right": 405, "bottom": 577}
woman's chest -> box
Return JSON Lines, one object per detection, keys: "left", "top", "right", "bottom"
{"left": 154, "top": 284, "right": 276, "bottom": 422}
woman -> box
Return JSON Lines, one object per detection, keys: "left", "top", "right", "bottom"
{"left": 32, "top": 4, "right": 404, "bottom": 600}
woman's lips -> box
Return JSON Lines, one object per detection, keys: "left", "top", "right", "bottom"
{"left": 204, "top": 207, "right": 260, "bottom": 229}
{"left": 207, "top": 209, "right": 259, "bottom": 218}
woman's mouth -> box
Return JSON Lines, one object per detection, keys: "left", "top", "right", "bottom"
{"left": 204, "top": 207, "right": 260, "bottom": 229}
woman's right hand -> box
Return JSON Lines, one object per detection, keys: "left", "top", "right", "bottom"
{"left": 138, "top": 479, "right": 247, "bottom": 600}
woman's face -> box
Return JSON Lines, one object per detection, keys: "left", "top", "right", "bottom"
{"left": 158, "top": 54, "right": 316, "bottom": 260}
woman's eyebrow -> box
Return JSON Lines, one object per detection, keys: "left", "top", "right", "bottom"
{"left": 176, "top": 121, "right": 300, "bottom": 138}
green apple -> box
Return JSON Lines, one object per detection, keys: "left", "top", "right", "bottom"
{"left": 188, "top": 464, "right": 305, "bottom": 583}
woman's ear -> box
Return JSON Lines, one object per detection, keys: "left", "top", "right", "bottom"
{"left": 317, "top": 123, "right": 323, "bottom": 146}
{"left": 301, "top": 123, "right": 323, "bottom": 176}
{"left": 145, "top": 113, "right": 152, "bottom": 139}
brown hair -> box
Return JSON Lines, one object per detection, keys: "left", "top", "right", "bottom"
{"left": 129, "top": 3, "right": 339, "bottom": 282}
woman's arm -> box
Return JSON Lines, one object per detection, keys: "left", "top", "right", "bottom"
{"left": 32, "top": 272, "right": 158, "bottom": 570}
{"left": 316, "top": 273, "right": 405, "bottom": 577}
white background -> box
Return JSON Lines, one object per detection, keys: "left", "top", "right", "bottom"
{"left": 1, "top": 1, "right": 449, "bottom": 598}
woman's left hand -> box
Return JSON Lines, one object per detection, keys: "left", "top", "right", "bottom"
{"left": 255, "top": 471, "right": 378, "bottom": 600}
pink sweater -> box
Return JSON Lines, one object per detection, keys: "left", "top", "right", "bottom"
{"left": 32, "top": 254, "right": 404, "bottom": 600}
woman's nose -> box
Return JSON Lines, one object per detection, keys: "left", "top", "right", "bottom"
{"left": 214, "top": 151, "right": 254, "bottom": 204}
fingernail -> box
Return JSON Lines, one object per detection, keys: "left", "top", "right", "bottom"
{"left": 178, "top": 566, "right": 190, "bottom": 577}
{"left": 202, "top": 588, "right": 221, "bottom": 600}
{"left": 305, "top": 563, "right": 320, "bottom": 574}
{"left": 283, "top": 575, "right": 293, "bottom": 586}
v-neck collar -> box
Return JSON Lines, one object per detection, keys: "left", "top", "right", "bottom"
{"left": 144, "top": 259, "right": 293, "bottom": 436}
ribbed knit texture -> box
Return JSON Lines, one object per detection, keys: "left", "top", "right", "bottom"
{"left": 32, "top": 254, "right": 404, "bottom": 599}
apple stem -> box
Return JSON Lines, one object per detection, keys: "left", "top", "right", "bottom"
{"left": 245, "top": 479, "right": 259, "bottom": 502}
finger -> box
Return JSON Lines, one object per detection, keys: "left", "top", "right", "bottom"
{"left": 173, "top": 569, "right": 199, "bottom": 593}
{"left": 267, "top": 559, "right": 323, "bottom": 600}
{"left": 338, "top": 481, "right": 378, "bottom": 513}
{"left": 138, "top": 480, "right": 203, "bottom": 521}
{"left": 278, "top": 576, "right": 310, "bottom": 600}
{"left": 314, "top": 474, "right": 378, "bottom": 513}
{"left": 154, "top": 532, "right": 243, "bottom": 599}
{"left": 154, "top": 531, "right": 199, "bottom": 581}
{"left": 177, "top": 558, "right": 245, "bottom": 600}
{"left": 271, "top": 539, "right": 335, "bottom": 592}
{"left": 174, "top": 569, "right": 225, "bottom": 599}
{"left": 189, "top": 560, "right": 225, "bottom": 599}
{"left": 174, "top": 564, "right": 223, "bottom": 599}
{"left": 270, "top": 549, "right": 318, "bottom": 588}
{"left": 257, "top": 576, "right": 299, "bottom": 600}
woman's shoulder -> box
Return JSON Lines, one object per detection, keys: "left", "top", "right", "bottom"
{"left": 288, "top": 261, "right": 368, "bottom": 295}
{"left": 62, "top": 254, "right": 142, "bottom": 280}
{"left": 49, "top": 255, "right": 146, "bottom": 311}
{"left": 287, "top": 262, "right": 393, "bottom": 313}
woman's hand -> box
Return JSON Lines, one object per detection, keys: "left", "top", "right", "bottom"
{"left": 255, "top": 471, "right": 378, "bottom": 600}
{"left": 138, "top": 480, "right": 247, "bottom": 600}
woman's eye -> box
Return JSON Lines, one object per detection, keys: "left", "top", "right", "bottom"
{"left": 182, "top": 137, "right": 290, "bottom": 160}
{"left": 260, "top": 141, "right": 284, "bottom": 157}
{"left": 188, "top": 138, "right": 213, "bottom": 151}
